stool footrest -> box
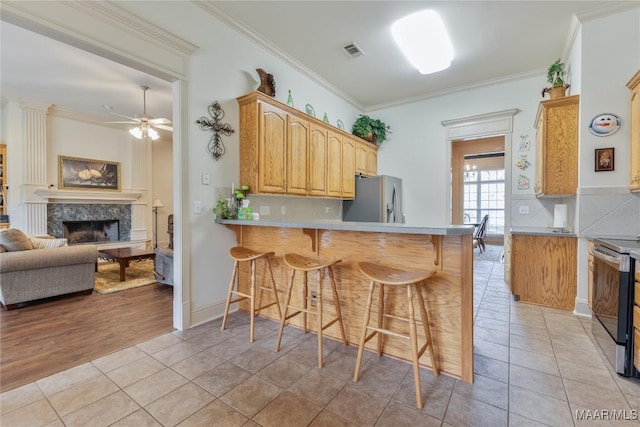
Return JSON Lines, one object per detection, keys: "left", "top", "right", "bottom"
{"left": 230, "top": 291, "right": 250, "bottom": 299}
{"left": 367, "top": 326, "right": 409, "bottom": 340}
{"left": 228, "top": 296, "right": 249, "bottom": 304}
{"left": 320, "top": 317, "right": 339, "bottom": 331}
{"left": 383, "top": 313, "right": 424, "bottom": 325}
{"left": 256, "top": 301, "right": 279, "bottom": 311}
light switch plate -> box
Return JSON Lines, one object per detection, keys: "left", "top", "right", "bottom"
{"left": 194, "top": 201, "right": 202, "bottom": 214}
{"left": 281, "top": 205, "right": 286, "bottom": 215}
{"left": 259, "top": 206, "right": 270, "bottom": 215}
{"left": 202, "top": 172, "right": 210, "bottom": 185}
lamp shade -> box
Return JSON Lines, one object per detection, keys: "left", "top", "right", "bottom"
{"left": 152, "top": 198, "right": 164, "bottom": 208}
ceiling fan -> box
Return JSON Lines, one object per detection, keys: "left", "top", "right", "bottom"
{"left": 106, "top": 85, "right": 172, "bottom": 140}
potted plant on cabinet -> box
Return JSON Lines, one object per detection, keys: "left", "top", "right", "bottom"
{"left": 351, "top": 115, "right": 391, "bottom": 144}
{"left": 542, "top": 58, "right": 570, "bottom": 99}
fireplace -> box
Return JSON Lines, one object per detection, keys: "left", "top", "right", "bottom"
{"left": 63, "top": 220, "right": 120, "bottom": 244}
{"left": 48, "top": 203, "right": 131, "bottom": 242}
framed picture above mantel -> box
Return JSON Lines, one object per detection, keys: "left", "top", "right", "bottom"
{"left": 58, "top": 155, "right": 121, "bottom": 191}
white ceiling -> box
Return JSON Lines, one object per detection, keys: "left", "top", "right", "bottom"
{"left": 1, "top": 1, "right": 634, "bottom": 125}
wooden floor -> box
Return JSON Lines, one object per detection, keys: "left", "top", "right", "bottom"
{"left": 0, "top": 283, "right": 174, "bottom": 393}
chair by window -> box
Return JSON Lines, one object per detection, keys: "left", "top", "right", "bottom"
{"left": 473, "top": 214, "right": 489, "bottom": 253}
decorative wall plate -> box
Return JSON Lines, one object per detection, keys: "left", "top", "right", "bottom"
{"left": 589, "top": 113, "right": 621, "bottom": 136}
{"left": 305, "top": 104, "right": 316, "bottom": 117}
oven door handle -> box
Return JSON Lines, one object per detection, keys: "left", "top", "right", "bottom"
{"left": 591, "top": 247, "right": 622, "bottom": 269}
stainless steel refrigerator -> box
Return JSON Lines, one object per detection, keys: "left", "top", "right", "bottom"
{"left": 342, "top": 175, "right": 403, "bottom": 223}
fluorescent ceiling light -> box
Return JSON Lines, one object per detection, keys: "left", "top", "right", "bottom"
{"left": 391, "top": 10, "right": 454, "bottom": 75}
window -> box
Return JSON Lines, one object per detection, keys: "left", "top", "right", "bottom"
{"left": 463, "top": 169, "right": 505, "bottom": 235}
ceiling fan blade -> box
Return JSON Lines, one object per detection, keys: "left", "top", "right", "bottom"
{"left": 109, "top": 111, "right": 140, "bottom": 122}
{"left": 154, "top": 124, "right": 174, "bottom": 132}
{"left": 105, "top": 120, "right": 138, "bottom": 124}
{"left": 150, "top": 118, "right": 172, "bottom": 125}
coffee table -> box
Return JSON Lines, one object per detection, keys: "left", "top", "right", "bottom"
{"left": 97, "top": 248, "right": 156, "bottom": 281}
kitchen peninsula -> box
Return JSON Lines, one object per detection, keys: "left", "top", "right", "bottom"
{"left": 217, "top": 219, "right": 475, "bottom": 382}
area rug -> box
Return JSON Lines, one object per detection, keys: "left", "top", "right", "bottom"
{"left": 94, "top": 259, "right": 157, "bottom": 294}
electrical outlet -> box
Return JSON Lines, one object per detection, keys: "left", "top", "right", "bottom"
{"left": 202, "top": 172, "right": 210, "bottom": 185}
{"left": 259, "top": 206, "right": 270, "bottom": 215}
{"left": 519, "top": 205, "right": 530, "bottom": 215}
{"left": 194, "top": 201, "right": 202, "bottom": 214}
{"left": 325, "top": 206, "right": 332, "bottom": 214}
{"left": 281, "top": 205, "right": 286, "bottom": 215}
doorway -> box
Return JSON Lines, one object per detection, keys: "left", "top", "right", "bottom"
{"left": 452, "top": 136, "right": 505, "bottom": 245}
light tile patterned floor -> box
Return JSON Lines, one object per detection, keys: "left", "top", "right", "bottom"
{"left": 1, "top": 246, "right": 639, "bottom": 426}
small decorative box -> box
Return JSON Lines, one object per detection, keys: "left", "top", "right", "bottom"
{"left": 238, "top": 207, "right": 254, "bottom": 220}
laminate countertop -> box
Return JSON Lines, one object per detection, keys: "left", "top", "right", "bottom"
{"left": 215, "top": 219, "right": 474, "bottom": 236}
{"left": 510, "top": 226, "right": 577, "bottom": 238}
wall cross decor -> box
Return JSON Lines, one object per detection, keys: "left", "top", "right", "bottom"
{"left": 196, "top": 101, "right": 235, "bottom": 161}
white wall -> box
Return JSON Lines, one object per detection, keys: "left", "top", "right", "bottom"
{"left": 152, "top": 138, "right": 173, "bottom": 246}
{"left": 375, "top": 75, "right": 545, "bottom": 226}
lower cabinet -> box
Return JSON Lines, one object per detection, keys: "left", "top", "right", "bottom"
{"left": 588, "top": 240, "right": 594, "bottom": 309}
{"left": 510, "top": 234, "right": 577, "bottom": 310}
{"left": 634, "top": 274, "right": 639, "bottom": 370}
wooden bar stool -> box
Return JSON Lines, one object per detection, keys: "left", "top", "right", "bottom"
{"left": 221, "top": 247, "right": 282, "bottom": 343}
{"left": 353, "top": 261, "right": 439, "bottom": 409}
{"left": 275, "top": 253, "right": 348, "bottom": 367}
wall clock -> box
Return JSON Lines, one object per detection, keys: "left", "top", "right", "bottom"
{"left": 589, "top": 113, "right": 621, "bottom": 136}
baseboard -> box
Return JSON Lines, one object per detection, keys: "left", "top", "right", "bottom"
{"left": 190, "top": 300, "right": 236, "bottom": 328}
{"left": 574, "top": 298, "right": 592, "bottom": 317}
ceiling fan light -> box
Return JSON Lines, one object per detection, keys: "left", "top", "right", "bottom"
{"left": 129, "top": 126, "right": 143, "bottom": 139}
{"left": 391, "top": 9, "right": 454, "bottom": 75}
{"left": 148, "top": 127, "right": 159, "bottom": 140}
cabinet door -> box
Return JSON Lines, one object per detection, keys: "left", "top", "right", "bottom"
{"left": 366, "top": 148, "right": 377, "bottom": 176}
{"left": 309, "top": 124, "right": 328, "bottom": 196}
{"left": 629, "top": 80, "right": 640, "bottom": 192}
{"left": 534, "top": 114, "right": 544, "bottom": 196}
{"left": 535, "top": 96, "right": 579, "bottom": 196}
{"left": 355, "top": 142, "right": 367, "bottom": 175}
{"left": 258, "top": 103, "right": 287, "bottom": 194}
{"left": 327, "top": 132, "right": 343, "bottom": 198}
{"left": 511, "top": 234, "right": 577, "bottom": 310}
{"left": 342, "top": 138, "right": 356, "bottom": 199}
{"left": 287, "top": 115, "right": 310, "bottom": 195}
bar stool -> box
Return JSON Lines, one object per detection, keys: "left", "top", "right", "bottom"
{"left": 353, "top": 261, "right": 439, "bottom": 409}
{"left": 275, "top": 253, "right": 348, "bottom": 367}
{"left": 221, "top": 246, "right": 282, "bottom": 343}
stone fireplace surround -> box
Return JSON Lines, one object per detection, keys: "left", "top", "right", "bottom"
{"left": 48, "top": 203, "right": 131, "bottom": 243}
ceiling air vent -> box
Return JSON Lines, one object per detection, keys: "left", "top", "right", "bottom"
{"left": 343, "top": 42, "right": 364, "bottom": 58}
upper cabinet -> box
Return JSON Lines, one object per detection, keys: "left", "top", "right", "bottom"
{"left": 534, "top": 95, "right": 579, "bottom": 197}
{"left": 627, "top": 70, "right": 640, "bottom": 193}
{"left": 237, "top": 91, "right": 376, "bottom": 199}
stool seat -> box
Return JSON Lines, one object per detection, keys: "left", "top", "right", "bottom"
{"left": 221, "top": 246, "right": 281, "bottom": 343}
{"left": 276, "top": 252, "right": 347, "bottom": 367}
{"left": 283, "top": 253, "right": 341, "bottom": 271}
{"left": 354, "top": 261, "right": 439, "bottom": 410}
{"left": 229, "top": 247, "right": 275, "bottom": 262}
{"left": 358, "top": 262, "right": 436, "bottom": 286}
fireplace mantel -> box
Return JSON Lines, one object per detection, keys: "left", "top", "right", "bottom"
{"left": 35, "top": 189, "right": 143, "bottom": 203}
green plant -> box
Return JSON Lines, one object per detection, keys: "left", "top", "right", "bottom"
{"left": 213, "top": 194, "right": 233, "bottom": 219}
{"left": 351, "top": 115, "right": 391, "bottom": 144}
{"left": 546, "top": 58, "right": 567, "bottom": 87}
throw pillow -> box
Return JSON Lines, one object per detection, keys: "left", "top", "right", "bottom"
{"left": 28, "top": 236, "right": 68, "bottom": 249}
{"left": 0, "top": 229, "right": 34, "bottom": 252}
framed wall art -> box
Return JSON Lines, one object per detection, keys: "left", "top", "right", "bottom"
{"left": 58, "top": 156, "right": 121, "bottom": 191}
{"left": 594, "top": 148, "right": 615, "bottom": 172}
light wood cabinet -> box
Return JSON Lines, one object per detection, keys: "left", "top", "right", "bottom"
{"left": 238, "top": 91, "right": 376, "bottom": 199}
{"left": 534, "top": 95, "right": 579, "bottom": 197}
{"left": 627, "top": 70, "right": 640, "bottom": 192}
{"left": 342, "top": 138, "right": 356, "bottom": 199}
{"left": 510, "top": 234, "right": 577, "bottom": 310}
{"left": 327, "top": 131, "right": 343, "bottom": 198}
{"left": 356, "top": 140, "right": 377, "bottom": 177}
{"left": 0, "top": 144, "right": 8, "bottom": 229}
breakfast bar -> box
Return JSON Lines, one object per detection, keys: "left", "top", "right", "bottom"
{"left": 217, "top": 219, "right": 475, "bottom": 382}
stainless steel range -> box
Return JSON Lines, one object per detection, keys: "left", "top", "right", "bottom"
{"left": 591, "top": 238, "right": 640, "bottom": 378}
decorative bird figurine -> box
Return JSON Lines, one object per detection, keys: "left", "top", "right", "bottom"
{"left": 256, "top": 68, "right": 276, "bottom": 97}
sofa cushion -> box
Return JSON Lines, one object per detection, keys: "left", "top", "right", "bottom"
{"left": 0, "top": 229, "right": 34, "bottom": 252}
{"left": 28, "top": 236, "right": 68, "bottom": 249}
